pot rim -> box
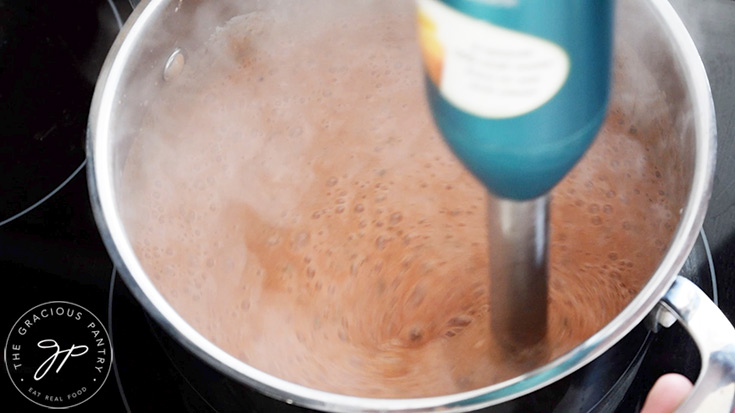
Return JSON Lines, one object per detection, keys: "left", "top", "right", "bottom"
{"left": 86, "top": 0, "right": 717, "bottom": 411}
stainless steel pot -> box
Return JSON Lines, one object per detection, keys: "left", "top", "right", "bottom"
{"left": 87, "top": 0, "right": 734, "bottom": 411}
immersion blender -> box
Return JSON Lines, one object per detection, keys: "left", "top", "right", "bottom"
{"left": 416, "top": 0, "right": 615, "bottom": 349}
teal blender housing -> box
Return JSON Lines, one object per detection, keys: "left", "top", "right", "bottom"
{"left": 418, "top": 0, "right": 615, "bottom": 200}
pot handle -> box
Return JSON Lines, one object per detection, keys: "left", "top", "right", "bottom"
{"left": 653, "top": 276, "right": 735, "bottom": 412}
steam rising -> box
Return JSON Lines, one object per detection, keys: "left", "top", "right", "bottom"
{"left": 116, "top": 0, "right": 681, "bottom": 398}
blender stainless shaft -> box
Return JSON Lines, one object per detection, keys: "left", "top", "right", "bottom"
{"left": 416, "top": 0, "right": 612, "bottom": 354}
{"left": 488, "top": 195, "right": 550, "bottom": 349}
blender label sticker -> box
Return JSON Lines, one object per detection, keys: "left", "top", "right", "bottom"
{"left": 417, "top": 0, "right": 570, "bottom": 118}
{"left": 4, "top": 301, "right": 113, "bottom": 409}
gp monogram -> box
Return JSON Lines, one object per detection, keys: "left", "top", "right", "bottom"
{"left": 4, "top": 301, "right": 112, "bottom": 409}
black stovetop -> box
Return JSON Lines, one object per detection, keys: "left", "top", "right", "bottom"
{"left": 1, "top": 1, "right": 734, "bottom": 412}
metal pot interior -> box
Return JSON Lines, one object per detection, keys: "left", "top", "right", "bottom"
{"left": 87, "top": 0, "right": 715, "bottom": 410}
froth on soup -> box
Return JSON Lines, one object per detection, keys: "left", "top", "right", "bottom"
{"left": 119, "top": 0, "right": 677, "bottom": 398}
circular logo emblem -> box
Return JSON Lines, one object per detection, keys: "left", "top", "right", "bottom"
{"left": 4, "top": 301, "right": 113, "bottom": 409}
